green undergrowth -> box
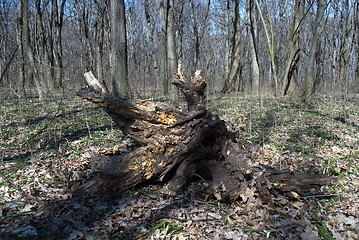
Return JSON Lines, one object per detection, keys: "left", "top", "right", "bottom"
{"left": 208, "top": 95, "right": 359, "bottom": 175}
{"left": 1, "top": 93, "right": 358, "bottom": 239}
{"left": 1, "top": 94, "right": 126, "bottom": 199}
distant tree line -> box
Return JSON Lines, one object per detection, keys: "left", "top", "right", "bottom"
{"left": 0, "top": 0, "right": 358, "bottom": 100}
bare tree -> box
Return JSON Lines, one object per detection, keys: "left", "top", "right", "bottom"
{"left": 51, "top": 0, "right": 66, "bottom": 88}
{"left": 34, "top": 0, "right": 65, "bottom": 91}
{"left": 155, "top": 0, "right": 178, "bottom": 96}
{"left": 246, "top": 0, "right": 260, "bottom": 95}
{"left": 222, "top": 0, "right": 241, "bottom": 93}
{"left": 337, "top": 0, "right": 355, "bottom": 91}
{"left": 78, "top": 1, "right": 92, "bottom": 72}
{"left": 304, "top": 0, "right": 326, "bottom": 101}
{"left": 157, "top": 0, "right": 168, "bottom": 95}
{"left": 166, "top": 0, "right": 177, "bottom": 81}
{"left": 254, "top": 0, "right": 279, "bottom": 95}
{"left": 16, "top": 12, "right": 25, "bottom": 94}
{"left": 282, "top": 0, "right": 310, "bottom": 96}
{"left": 190, "top": 0, "right": 210, "bottom": 72}
{"left": 1, "top": 0, "right": 359, "bottom": 98}
{"left": 110, "top": 0, "right": 131, "bottom": 97}
{"left": 22, "top": 0, "right": 45, "bottom": 100}
{"left": 144, "top": 0, "right": 157, "bottom": 72}
{"left": 34, "top": 0, "right": 52, "bottom": 90}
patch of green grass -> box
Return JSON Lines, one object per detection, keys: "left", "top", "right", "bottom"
{"left": 311, "top": 211, "right": 335, "bottom": 240}
{"left": 0, "top": 211, "right": 36, "bottom": 222}
{"left": 139, "top": 190, "right": 158, "bottom": 200}
{"left": 142, "top": 220, "right": 183, "bottom": 240}
{"left": 244, "top": 228, "right": 275, "bottom": 238}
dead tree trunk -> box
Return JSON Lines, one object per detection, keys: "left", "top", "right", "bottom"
{"left": 76, "top": 68, "right": 337, "bottom": 203}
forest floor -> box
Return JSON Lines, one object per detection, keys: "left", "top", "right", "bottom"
{"left": 0, "top": 92, "right": 358, "bottom": 239}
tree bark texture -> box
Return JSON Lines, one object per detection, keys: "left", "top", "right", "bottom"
{"left": 166, "top": 0, "right": 178, "bottom": 80}
{"left": 76, "top": 70, "right": 337, "bottom": 203}
{"left": 246, "top": 0, "right": 260, "bottom": 95}
{"left": 110, "top": 0, "right": 131, "bottom": 97}
{"left": 22, "top": 0, "right": 45, "bottom": 100}
{"left": 282, "top": 0, "right": 307, "bottom": 96}
{"left": 16, "top": 16, "right": 26, "bottom": 94}
{"left": 52, "top": 0, "right": 66, "bottom": 88}
{"left": 157, "top": 0, "right": 168, "bottom": 95}
{"left": 304, "top": 0, "right": 326, "bottom": 101}
{"left": 222, "top": 0, "right": 241, "bottom": 93}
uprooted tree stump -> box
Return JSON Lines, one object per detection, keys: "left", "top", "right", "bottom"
{"left": 75, "top": 68, "right": 337, "bottom": 203}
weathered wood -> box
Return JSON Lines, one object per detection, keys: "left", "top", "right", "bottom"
{"left": 76, "top": 69, "right": 337, "bottom": 202}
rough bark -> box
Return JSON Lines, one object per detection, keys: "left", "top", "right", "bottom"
{"left": 52, "top": 0, "right": 66, "bottom": 88}
{"left": 35, "top": 0, "right": 53, "bottom": 90}
{"left": 246, "top": 0, "right": 260, "bottom": 95}
{"left": 304, "top": 0, "right": 326, "bottom": 101}
{"left": 166, "top": 0, "right": 178, "bottom": 98}
{"left": 22, "top": 0, "right": 45, "bottom": 100}
{"left": 76, "top": 69, "right": 337, "bottom": 203}
{"left": 156, "top": 0, "right": 168, "bottom": 95}
{"left": 282, "top": 0, "right": 308, "bottom": 96}
{"left": 144, "top": 1, "right": 157, "bottom": 71}
{"left": 110, "top": 0, "right": 131, "bottom": 97}
{"left": 16, "top": 16, "right": 25, "bottom": 94}
{"left": 222, "top": 0, "right": 241, "bottom": 93}
{"left": 166, "top": 0, "right": 177, "bottom": 80}
{"left": 337, "top": 0, "right": 354, "bottom": 90}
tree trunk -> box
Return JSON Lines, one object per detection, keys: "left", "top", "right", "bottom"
{"left": 22, "top": 0, "right": 45, "bottom": 100}
{"left": 144, "top": 1, "right": 157, "bottom": 72}
{"left": 254, "top": 0, "right": 279, "bottom": 96}
{"left": 157, "top": 0, "right": 168, "bottom": 95}
{"left": 94, "top": 0, "right": 107, "bottom": 85}
{"left": 16, "top": 16, "right": 26, "bottom": 95}
{"left": 224, "top": 0, "right": 231, "bottom": 85}
{"left": 222, "top": 0, "right": 241, "bottom": 93}
{"left": 34, "top": 0, "right": 55, "bottom": 92}
{"left": 75, "top": 69, "right": 337, "bottom": 203}
{"left": 166, "top": 0, "right": 177, "bottom": 81}
{"left": 110, "top": 0, "right": 131, "bottom": 97}
{"left": 190, "top": 0, "right": 210, "bottom": 73}
{"left": 52, "top": 0, "right": 66, "bottom": 88}
{"left": 246, "top": 0, "right": 260, "bottom": 95}
{"left": 337, "top": 0, "right": 354, "bottom": 93}
{"left": 282, "top": 0, "right": 308, "bottom": 96}
{"left": 166, "top": 0, "right": 178, "bottom": 98}
{"left": 304, "top": 0, "right": 326, "bottom": 101}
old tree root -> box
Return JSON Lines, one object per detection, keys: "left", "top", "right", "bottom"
{"left": 75, "top": 69, "right": 337, "bottom": 203}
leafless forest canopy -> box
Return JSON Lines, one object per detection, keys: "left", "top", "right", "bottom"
{"left": 0, "top": 0, "right": 358, "bottom": 98}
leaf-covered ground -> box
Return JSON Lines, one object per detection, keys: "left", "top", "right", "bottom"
{"left": 1, "top": 93, "right": 358, "bottom": 239}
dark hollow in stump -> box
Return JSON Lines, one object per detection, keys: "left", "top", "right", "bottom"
{"left": 76, "top": 68, "right": 337, "bottom": 203}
